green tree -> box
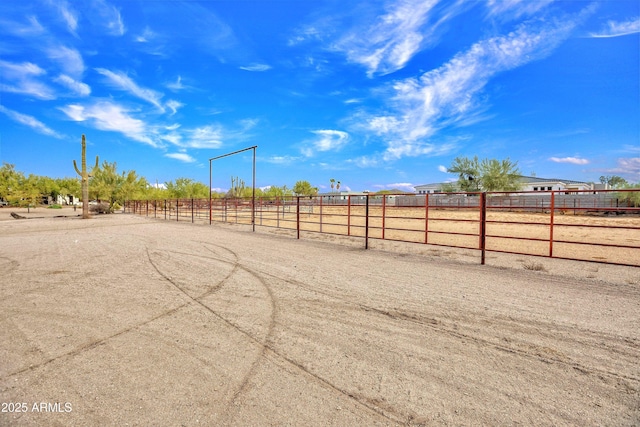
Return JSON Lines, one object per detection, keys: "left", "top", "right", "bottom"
{"left": 35, "top": 176, "right": 60, "bottom": 203}
{"left": 448, "top": 156, "right": 521, "bottom": 192}
{"left": 263, "top": 185, "right": 292, "bottom": 198}
{"left": 447, "top": 156, "right": 481, "bottom": 191}
{"left": 0, "top": 163, "right": 22, "bottom": 204}
{"left": 118, "top": 170, "right": 149, "bottom": 203}
{"left": 90, "top": 161, "right": 150, "bottom": 211}
{"left": 55, "top": 177, "right": 81, "bottom": 204}
{"left": 90, "top": 161, "right": 121, "bottom": 208}
{"left": 618, "top": 183, "right": 640, "bottom": 207}
{"left": 600, "top": 175, "right": 628, "bottom": 189}
{"left": 16, "top": 174, "right": 41, "bottom": 211}
{"left": 330, "top": 178, "right": 335, "bottom": 192}
{"left": 480, "top": 158, "right": 522, "bottom": 192}
{"left": 166, "top": 178, "right": 209, "bottom": 199}
{"left": 440, "top": 182, "right": 459, "bottom": 193}
{"left": 292, "top": 180, "right": 318, "bottom": 196}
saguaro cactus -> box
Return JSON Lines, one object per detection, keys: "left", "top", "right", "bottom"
{"left": 73, "top": 134, "right": 99, "bottom": 219}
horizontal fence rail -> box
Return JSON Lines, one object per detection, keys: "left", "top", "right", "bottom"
{"left": 124, "top": 189, "right": 640, "bottom": 267}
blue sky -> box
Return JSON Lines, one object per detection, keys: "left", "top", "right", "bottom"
{"left": 1, "top": 0, "right": 638, "bottom": 193}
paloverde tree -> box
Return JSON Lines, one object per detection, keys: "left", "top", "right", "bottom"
{"left": 0, "top": 163, "right": 22, "bottom": 204}
{"left": 91, "top": 161, "right": 149, "bottom": 211}
{"left": 165, "top": 178, "right": 209, "bottom": 199}
{"left": 599, "top": 175, "right": 628, "bottom": 189}
{"left": 448, "top": 156, "right": 521, "bottom": 192}
{"left": 292, "top": 180, "right": 318, "bottom": 196}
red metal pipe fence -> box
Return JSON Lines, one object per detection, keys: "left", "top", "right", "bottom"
{"left": 124, "top": 189, "right": 640, "bottom": 267}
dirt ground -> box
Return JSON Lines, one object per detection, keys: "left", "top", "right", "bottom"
{"left": 1, "top": 207, "right": 639, "bottom": 426}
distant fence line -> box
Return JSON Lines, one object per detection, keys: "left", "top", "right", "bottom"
{"left": 124, "top": 189, "right": 640, "bottom": 267}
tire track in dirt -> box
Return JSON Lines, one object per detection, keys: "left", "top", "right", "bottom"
{"left": 246, "top": 266, "right": 640, "bottom": 387}
{"left": 195, "top": 242, "right": 405, "bottom": 425}
{"left": 145, "top": 244, "right": 280, "bottom": 426}
{"left": 150, "top": 242, "right": 402, "bottom": 424}
{"left": 0, "top": 237, "right": 233, "bottom": 380}
{"left": 174, "top": 241, "right": 639, "bottom": 424}
{"left": 1, "top": 305, "right": 186, "bottom": 379}
{"left": 0, "top": 255, "right": 20, "bottom": 273}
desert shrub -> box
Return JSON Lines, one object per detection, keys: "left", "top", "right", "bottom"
{"left": 522, "top": 260, "right": 546, "bottom": 271}
{"left": 48, "top": 204, "right": 62, "bottom": 209}
{"left": 113, "top": 202, "right": 121, "bottom": 210}
{"left": 90, "top": 202, "right": 111, "bottom": 214}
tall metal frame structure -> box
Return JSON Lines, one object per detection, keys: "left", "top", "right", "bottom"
{"left": 209, "top": 146, "right": 257, "bottom": 231}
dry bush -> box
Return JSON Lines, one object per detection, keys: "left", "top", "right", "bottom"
{"left": 90, "top": 202, "right": 111, "bottom": 214}
{"left": 522, "top": 260, "right": 547, "bottom": 272}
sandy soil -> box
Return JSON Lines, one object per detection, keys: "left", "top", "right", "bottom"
{"left": 1, "top": 208, "right": 639, "bottom": 426}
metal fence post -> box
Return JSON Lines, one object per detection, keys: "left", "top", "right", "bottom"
{"left": 191, "top": 198, "right": 194, "bottom": 223}
{"left": 164, "top": 199, "right": 167, "bottom": 220}
{"left": 176, "top": 199, "right": 179, "bottom": 222}
{"left": 424, "top": 193, "right": 429, "bottom": 244}
{"left": 479, "top": 192, "right": 487, "bottom": 265}
{"left": 319, "top": 195, "right": 323, "bottom": 233}
{"left": 347, "top": 195, "right": 351, "bottom": 236}
{"left": 382, "top": 195, "right": 386, "bottom": 240}
{"left": 549, "top": 191, "right": 555, "bottom": 257}
{"left": 365, "top": 194, "right": 370, "bottom": 249}
{"left": 296, "top": 196, "right": 300, "bottom": 239}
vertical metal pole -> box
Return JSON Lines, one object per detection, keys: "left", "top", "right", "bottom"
{"left": 296, "top": 196, "right": 300, "bottom": 239}
{"left": 191, "top": 198, "right": 194, "bottom": 223}
{"left": 252, "top": 147, "right": 256, "bottom": 232}
{"left": 424, "top": 193, "right": 429, "bottom": 244}
{"left": 176, "top": 199, "right": 179, "bottom": 222}
{"left": 347, "top": 195, "right": 351, "bottom": 236}
{"left": 365, "top": 194, "right": 370, "bottom": 249}
{"left": 479, "top": 192, "right": 487, "bottom": 265}
{"left": 381, "top": 195, "right": 386, "bottom": 240}
{"left": 549, "top": 191, "right": 555, "bottom": 257}
{"left": 164, "top": 199, "right": 167, "bottom": 220}
{"left": 209, "top": 159, "right": 212, "bottom": 225}
{"left": 319, "top": 195, "right": 323, "bottom": 233}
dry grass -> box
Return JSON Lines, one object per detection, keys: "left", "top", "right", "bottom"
{"left": 522, "top": 260, "right": 547, "bottom": 272}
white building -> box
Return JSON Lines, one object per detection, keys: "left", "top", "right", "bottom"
{"left": 414, "top": 176, "right": 601, "bottom": 194}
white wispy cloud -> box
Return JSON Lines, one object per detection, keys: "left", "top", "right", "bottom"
{"left": 239, "top": 64, "right": 272, "bottom": 72}
{"left": 0, "top": 60, "right": 55, "bottom": 100}
{"left": 302, "top": 130, "right": 349, "bottom": 157}
{"left": 166, "top": 76, "right": 188, "bottom": 91}
{"left": 59, "top": 101, "right": 158, "bottom": 146}
{"left": 95, "top": 68, "right": 165, "bottom": 111}
{"left": 361, "top": 9, "right": 591, "bottom": 161}
{"left": 1, "top": 16, "right": 45, "bottom": 37}
{"left": 166, "top": 100, "right": 184, "bottom": 116}
{"left": 438, "top": 165, "right": 448, "bottom": 172}
{"left": 94, "top": 0, "right": 126, "bottom": 36}
{"left": 165, "top": 153, "right": 196, "bottom": 163}
{"left": 0, "top": 105, "right": 63, "bottom": 138}
{"left": 265, "top": 155, "right": 301, "bottom": 165}
{"left": 183, "top": 125, "right": 224, "bottom": 149}
{"left": 590, "top": 17, "right": 640, "bottom": 38}
{"left": 597, "top": 158, "right": 640, "bottom": 181}
{"left": 47, "top": 45, "right": 85, "bottom": 78}
{"left": 54, "top": 74, "right": 91, "bottom": 96}
{"left": 47, "top": 0, "right": 78, "bottom": 34}
{"left": 549, "top": 156, "right": 590, "bottom": 165}
{"left": 486, "top": 0, "right": 553, "bottom": 20}
{"left": 373, "top": 182, "right": 415, "bottom": 192}
{"left": 135, "top": 26, "right": 156, "bottom": 43}
{"left": 333, "top": 0, "right": 440, "bottom": 76}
